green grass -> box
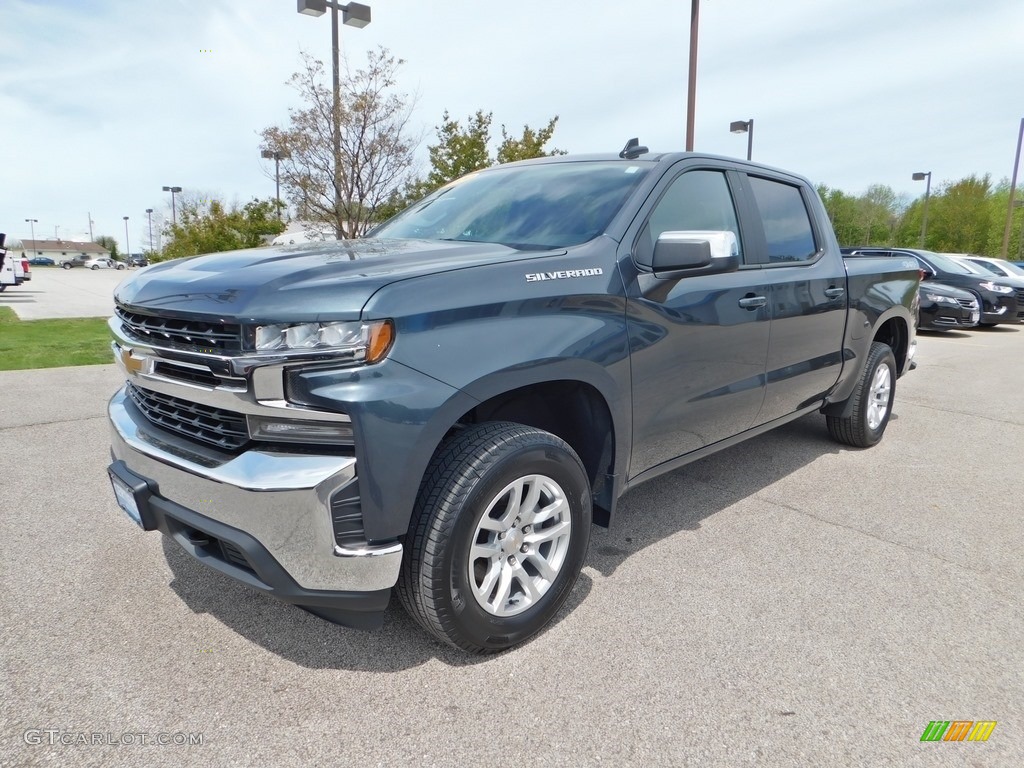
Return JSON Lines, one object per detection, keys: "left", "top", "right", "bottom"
{"left": 0, "top": 306, "right": 113, "bottom": 371}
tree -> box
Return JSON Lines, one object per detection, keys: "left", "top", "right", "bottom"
{"left": 160, "top": 196, "right": 285, "bottom": 260}
{"left": 921, "top": 175, "right": 992, "bottom": 253}
{"left": 94, "top": 235, "right": 120, "bottom": 259}
{"left": 496, "top": 116, "right": 565, "bottom": 165}
{"left": 423, "top": 110, "right": 493, "bottom": 192}
{"left": 409, "top": 110, "right": 566, "bottom": 201}
{"left": 260, "top": 48, "right": 419, "bottom": 239}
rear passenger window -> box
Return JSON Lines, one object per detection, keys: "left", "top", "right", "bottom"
{"left": 748, "top": 176, "right": 817, "bottom": 263}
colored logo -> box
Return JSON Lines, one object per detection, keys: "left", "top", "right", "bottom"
{"left": 920, "top": 721, "right": 996, "bottom": 742}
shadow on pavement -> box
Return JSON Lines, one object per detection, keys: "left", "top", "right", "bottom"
{"left": 162, "top": 411, "right": 844, "bottom": 670}
{"left": 584, "top": 413, "right": 843, "bottom": 578}
{"left": 162, "top": 536, "right": 593, "bottom": 671}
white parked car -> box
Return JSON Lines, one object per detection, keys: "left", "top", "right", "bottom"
{"left": 0, "top": 233, "right": 28, "bottom": 291}
{"left": 956, "top": 254, "right": 1024, "bottom": 279}
{"left": 61, "top": 255, "right": 124, "bottom": 270}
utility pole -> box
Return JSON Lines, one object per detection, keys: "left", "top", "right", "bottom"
{"left": 87, "top": 212, "right": 95, "bottom": 241}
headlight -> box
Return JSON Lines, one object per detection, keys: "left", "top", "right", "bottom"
{"left": 979, "top": 281, "right": 1013, "bottom": 294}
{"left": 924, "top": 293, "right": 958, "bottom": 304}
{"left": 252, "top": 320, "right": 394, "bottom": 363}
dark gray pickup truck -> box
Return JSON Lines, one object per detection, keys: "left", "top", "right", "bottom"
{"left": 107, "top": 147, "right": 919, "bottom": 652}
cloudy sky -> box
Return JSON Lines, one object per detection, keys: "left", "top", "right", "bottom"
{"left": 2, "top": 0, "right": 1021, "bottom": 252}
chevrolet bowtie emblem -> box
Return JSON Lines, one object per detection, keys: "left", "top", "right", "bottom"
{"left": 119, "top": 347, "right": 146, "bottom": 374}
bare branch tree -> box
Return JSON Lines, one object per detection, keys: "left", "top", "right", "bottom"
{"left": 261, "top": 48, "right": 419, "bottom": 239}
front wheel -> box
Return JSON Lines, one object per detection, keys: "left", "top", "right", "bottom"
{"left": 62, "top": 262, "right": 71, "bottom": 270}
{"left": 397, "top": 422, "right": 592, "bottom": 653}
{"left": 826, "top": 341, "right": 896, "bottom": 448}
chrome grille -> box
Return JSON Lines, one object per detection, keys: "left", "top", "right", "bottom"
{"left": 125, "top": 383, "right": 249, "bottom": 451}
{"left": 116, "top": 306, "right": 242, "bottom": 353}
{"left": 955, "top": 298, "right": 977, "bottom": 309}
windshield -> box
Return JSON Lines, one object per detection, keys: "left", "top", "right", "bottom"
{"left": 981, "top": 258, "right": 1024, "bottom": 277}
{"left": 923, "top": 251, "right": 979, "bottom": 275}
{"left": 369, "top": 161, "right": 651, "bottom": 249}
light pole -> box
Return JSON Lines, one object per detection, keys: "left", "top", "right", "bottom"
{"left": 912, "top": 171, "right": 932, "bottom": 249}
{"left": 685, "top": 0, "right": 699, "bottom": 151}
{"left": 297, "top": 0, "right": 372, "bottom": 239}
{"left": 162, "top": 185, "right": 182, "bottom": 226}
{"left": 145, "top": 208, "right": 154, "bottom": 255}
{"left": 123, "top": 216, "right": 130, "bottom": 263}
{"left": 729, "top": 119, "right": 754, "bottom": 161}
{"left": 261, "top": 149, "right": 291, "bottom": 219}
{"left": 24, "top": 218, "right": 37, "bottom": 255}
{"left": 1015, "top": 200, "right": 1024, "bottom": 261}
{"left": 1000, "top": 117, "right": 1024, "bottom": 259}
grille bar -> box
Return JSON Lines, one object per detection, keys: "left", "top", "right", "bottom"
{"left": 116, "top": 306, "right": 242, "bottom": 353}
{"left": 126, "top": 383, "right": 249, "bottom": 451}
{"left": 955, "top": 298, "right": 977, "bottom": 309}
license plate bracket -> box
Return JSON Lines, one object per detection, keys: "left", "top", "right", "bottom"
{"left": 107, "top": 461, "right": 158, "bottom": 531}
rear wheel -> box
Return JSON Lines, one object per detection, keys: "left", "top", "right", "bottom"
{"left": 397, "top": 422, "right": 592, "bottom": 653}
{"left": 826, "top": 341, "right": 896, "bottom": 448}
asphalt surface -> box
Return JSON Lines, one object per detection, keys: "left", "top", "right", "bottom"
{"left": 2, "top": 328, "right": 1022, "bottom": 767}
{"left": 0, "top": 266, "right": 130, "bottom": 320}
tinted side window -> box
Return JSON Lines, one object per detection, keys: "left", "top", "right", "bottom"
{"left": 636, "top": 170, "right": 742, "bottom": 266}
{"left": 748, "top": 176, "right": 817, "bottom": 263}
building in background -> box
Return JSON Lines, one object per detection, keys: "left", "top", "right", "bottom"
{"left": 23, "top": 239, "right": 111, "bottom": 261}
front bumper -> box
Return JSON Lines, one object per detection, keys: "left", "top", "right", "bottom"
{"left": 919, "top": 301, "right": 978, "bottom": 330}
{"left": 980, "top": 293, "right": 1020, "bottom": 325}
{"left": 108, "top": 387, "right": 402, "bottom": 628}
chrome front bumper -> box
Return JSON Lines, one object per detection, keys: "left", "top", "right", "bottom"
{"left": 108, "top": 387, "right": 402, "bottom": 593}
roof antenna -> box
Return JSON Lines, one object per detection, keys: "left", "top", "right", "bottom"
{"left": 619, "top": 138, "right": 648, "bottom": 160}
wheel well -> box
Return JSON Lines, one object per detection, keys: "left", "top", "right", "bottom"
{"left": 873, "top": 317, "right": 910, "bottom": 375}
{"left": 451, "top": 381, "right": 616, "bottom": 527}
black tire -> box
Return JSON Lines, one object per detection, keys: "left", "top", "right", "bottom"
{"left": 397, "top": 422, "right": 592, "bottom": 653}
{"left": 0, "top": 284, "right": 5, "bottom": 292}
{"left": 826, "top": 341, "right": 897, "bottom": 448}
{"left": 91, "top": 265, "right": 99, "bottom": 270}
{"left": 62, "top": 262, "right": 71, "bottom": 270}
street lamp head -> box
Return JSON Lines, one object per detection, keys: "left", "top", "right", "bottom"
{"left": 146, "top": 208, "right": 153, "bottom": 214}
{"left": 123, "top": 216, "right": 129, "bottom": 221}
{"left": 912, "top": 172, "right": 930, "bottom": 181}
{"left": 343, "top": 3, "right": 372, "bottom": 27}
{"left": 730, "top": 120, "right": 751, "bottom": 134}
{"left": 162, "top": 185, "right": 182, "bottom": 193}
{"left": 297, "top": 0, "right": 327, "bottom": 16}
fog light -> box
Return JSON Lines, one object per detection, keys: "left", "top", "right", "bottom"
{"left": 247, "top": 416, "right": 354, "bottom": 445}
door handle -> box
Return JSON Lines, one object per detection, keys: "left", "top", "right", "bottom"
{"left": 824, "top": 287, "right": 845, "bottom": 299}
{"left": 738, "top": 295, "right": 767, "bottom": 309}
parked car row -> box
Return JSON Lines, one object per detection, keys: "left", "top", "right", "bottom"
{"left": 60, "top": 255, "right": 128, "bottom": 270}
{"left": 842, "top": 247, "right": 1024, "bottom": 331}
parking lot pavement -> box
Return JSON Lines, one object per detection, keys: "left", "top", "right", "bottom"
{"left": 0, "top": 266, "right": 130, "bottom": 320}
{"left": 2, "top": 328, "right": 1022, "bottom": 767}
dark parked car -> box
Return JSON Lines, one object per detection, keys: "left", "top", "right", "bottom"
{"left": 846, "top": 248, "right": 1023, "bottom": 326}
{"left": 918, "top": 281, "right": 978, "bottom": 331}
{"left": 29, "top": 256, "right": 55, "bottom": 266}
{"left": 129, "top": 255, "right": 149, "bottom": 267}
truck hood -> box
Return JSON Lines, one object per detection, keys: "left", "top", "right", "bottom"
{"left": 115, "top": 238, "right": 557, "bottom": 322}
